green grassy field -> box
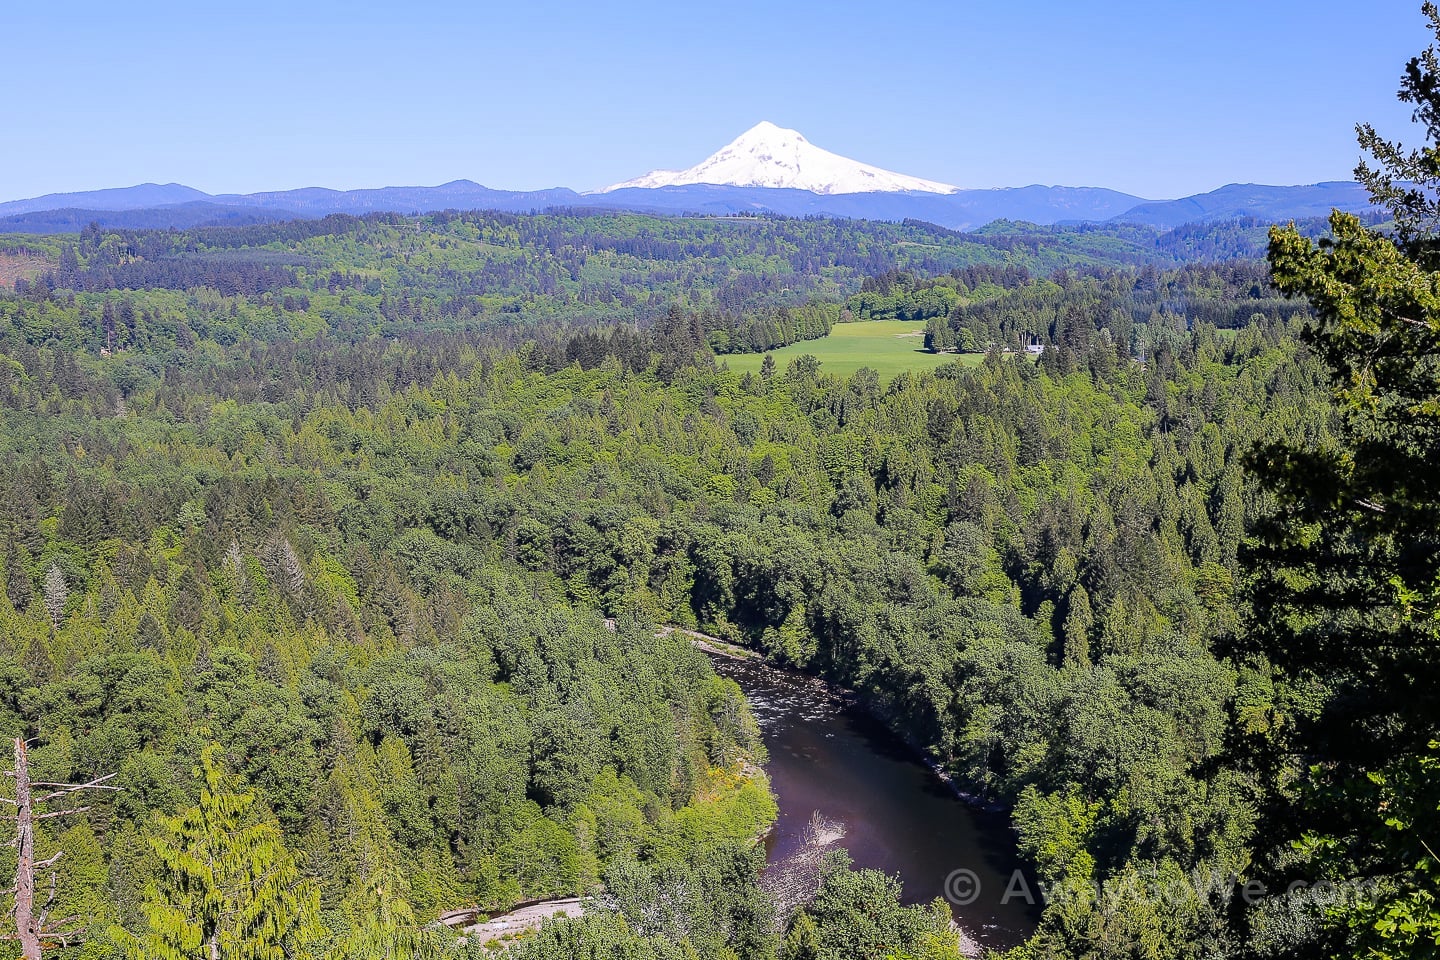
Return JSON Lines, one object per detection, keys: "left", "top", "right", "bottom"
{"left": 720, "top": 320, "right": 984, "bottom": 381}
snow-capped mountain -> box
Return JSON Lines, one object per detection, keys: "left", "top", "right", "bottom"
{"left": 598, "top": 121, "right": 960, "bottom": 196}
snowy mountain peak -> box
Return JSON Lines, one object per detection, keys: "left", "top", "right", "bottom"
{"left": 598, "top": 122, "right": 959, "bottom": 196}
{"left": 743, "top": 120, "right": 800, "bottom": 141}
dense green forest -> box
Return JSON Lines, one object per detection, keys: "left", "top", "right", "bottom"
{"left": 2, "top": 27, "right": 1440, "bottom": 958}
{"left": 0, "top": 207, "right": 1332, "bottom": 365}
{"left": 0, "top": 222, "right": 1318, "bottom": 959}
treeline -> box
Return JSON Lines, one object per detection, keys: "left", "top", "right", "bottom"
{"left": 8, "top": 210, "right": 1151, "bottom": 341}
{"left": 846, "top": 264, "right": 1034, "bottom": 324}
{"left": 33, "top": 255, "right": 300, "bottom": 298}
{"left": 921, "top": 261, "right": 1310, "bottom": 355}
{"left": 0, "top": 211, "right": 1345, "bottom": 368}
{"left": 704, "top": 301, "right": 838, "bottom": 353}
{"left": 839, "top": 261, "right": 1308, "bottom": 364}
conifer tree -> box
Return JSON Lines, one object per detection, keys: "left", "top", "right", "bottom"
{"left": 114, "top": 746, "right": 322, "bottom": 960}
{"left": 328, "top": 870, "right": 438, "bottom": 960}
{"left": 780, "top": 912, "right": 819, "bottom": 960}
{"left": 1251, "top": 5, "right": 1440, "bottom": 955}
{"left": 3, "top": 545, "right": 32, "bottom": 612}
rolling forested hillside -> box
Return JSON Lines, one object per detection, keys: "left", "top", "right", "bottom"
{"left": 0, "top": 178, "right": 1431, "bottom": 960}
{"left": 1, "top": 209, "right": 1312, "bottom": 338}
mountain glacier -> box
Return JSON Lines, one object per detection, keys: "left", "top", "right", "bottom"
{"left": 599, "top": 121, "right": 960, "bottom": 196}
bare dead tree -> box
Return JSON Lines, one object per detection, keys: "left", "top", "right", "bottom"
{"left": 222, "top": 539, "right": 245, "bottom": 583}
{"left": 41, "top": 567, "right": 65, "bottom": 636}
{"left": 264, "top": 534, "right": 305, "bottom": 598}
{"left": 2, "top": 738, "right": 118, "bottom": 959}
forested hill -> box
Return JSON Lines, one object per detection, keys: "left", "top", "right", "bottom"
{"left": 0, "top": 210, "right": 1330, "bottom": 383}
{"left": 0, "top": 181, "right": 1326, "bottom": 960}
{"left": 1, "top": 210, "right": 1313, "bottom": 331}
{"left": 0, "top": 184, "right": 1428, "bottom": 960}
{"left": 0, "top": 178, "right": 1376, "bottom": 234}
{"left": 0, "top": 236, "right": 1327, "bottom": 958}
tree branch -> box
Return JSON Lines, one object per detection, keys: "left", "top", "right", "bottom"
{"left": 34, "top": 807, "right": 92, "bottom": 821}
{"left": 34, "top": 774, "right": 120, "bottom": 805}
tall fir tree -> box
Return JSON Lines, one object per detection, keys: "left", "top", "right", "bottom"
{"left": 114, "top": 747, "right": 323, "bottom": 960}
{"left": 1249, "top": 5, "right": 1440, "bottom": 956}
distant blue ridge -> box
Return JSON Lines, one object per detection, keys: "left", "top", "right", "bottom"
{"left": 0, "top": 180, "right": 1375, "bottom": 234}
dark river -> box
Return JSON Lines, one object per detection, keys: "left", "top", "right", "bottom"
{"left": 711, "top": 653, "right": 1039, "bottom": 952}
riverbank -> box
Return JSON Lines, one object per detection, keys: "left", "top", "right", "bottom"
{"left": 708, "top": 648, "right": 1038, "bottom": 953}
{"left": 862, "top": 695, "right": 1009, "bottom": 814}
{"left": 762, "top": 811, "right": 847, "bottom": 917}
{"left": 449, "top": 897, "right": 588, "bottom": 947}
{"left": 761, "top": 812, "right": 980, "bottom": 959}
{"left": 669, "top": 625, "right": 1005, "bottom": 813}
{"left": 658, "top": 624, "right": 760, "bottom": 660}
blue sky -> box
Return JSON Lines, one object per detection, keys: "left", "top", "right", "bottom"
{"left": 1, "top": 1, "right": 1427, "bottom": 201}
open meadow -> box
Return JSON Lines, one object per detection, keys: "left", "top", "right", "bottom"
{"left": 721, "top": 319, "right": 984, "bottom": 381}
